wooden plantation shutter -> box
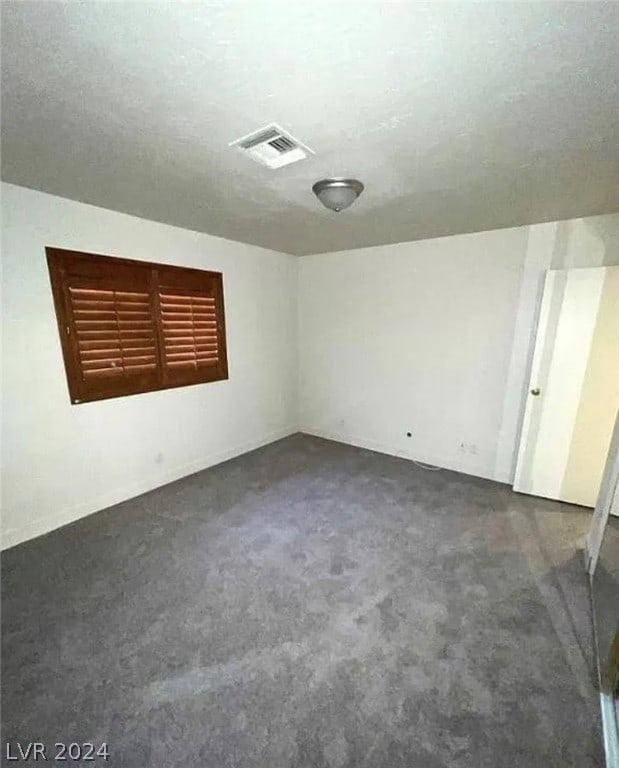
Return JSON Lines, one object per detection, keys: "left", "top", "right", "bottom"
{"left": 46, "top": 248, "right": 228, "bottom": 404}
{"left": 47, "top": 249, "right": 159, "bottom": 403}
{"left": 69, "top": 288, "right": 158, "bottom": 380}
{"left": 156, "top": 266, "right": 227, "bottom": 387}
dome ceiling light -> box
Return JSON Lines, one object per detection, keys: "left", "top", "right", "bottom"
{"left": 312, "top": 178, "right": 364, "bottom": 212}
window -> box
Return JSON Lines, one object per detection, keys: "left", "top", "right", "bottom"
{"left": 46, "top": 248, "right": 228, "bottom": 404}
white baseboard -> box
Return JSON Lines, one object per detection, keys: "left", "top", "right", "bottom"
{"left": 299, "top": 426, "right": 507, "bottom": 484}
{"left": 1, "top": 427, "right": 297, "bottom": 551}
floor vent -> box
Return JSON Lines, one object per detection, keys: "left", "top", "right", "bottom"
{"left": 229, "top": 123, "right": 313, "bottom": 169}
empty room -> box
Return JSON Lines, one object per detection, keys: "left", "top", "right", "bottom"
{"left": 2, "top": 2, "right": 619, "bottom": 766}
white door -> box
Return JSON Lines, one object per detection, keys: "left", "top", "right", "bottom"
{"left": 513, "top": 266, "right": 619, "bottom": 507}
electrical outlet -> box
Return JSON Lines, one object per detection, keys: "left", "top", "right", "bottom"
{"left": 459, "top": 442, "right": 478, "bottom": 455}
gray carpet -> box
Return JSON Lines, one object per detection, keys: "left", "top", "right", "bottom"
{"left": 2, "top": 434, "right": 603, "bottom": 767}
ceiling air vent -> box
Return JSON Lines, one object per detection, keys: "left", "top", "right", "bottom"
{"left": 229, "top": 123, "right": 314, "bottom": 169}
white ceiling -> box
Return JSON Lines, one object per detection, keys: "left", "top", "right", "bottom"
{"left": 2, "top": 1, "right": 618, "bottom": 256}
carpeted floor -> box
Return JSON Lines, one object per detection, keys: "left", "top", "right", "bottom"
{"left": 2, "top": 434, "right": 603, "bottom": 767}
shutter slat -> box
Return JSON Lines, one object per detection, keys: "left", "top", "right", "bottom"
{"left": 83, "top": 368, "right": 125, "bottom": 378}
{"left": 160, "top": 302, "right": 215, "bottom": 311}
{"left": 71, "top": 300, "right": 150, "bottom": 311}
{"left": 82, "top": 354, "right": 157, "bottom": 370}
{"left": 161, "top": 312, "right": 217, "bottom": 319}
{"left": 79, "top": 339, "right": 121, "bottom": 350}
{"left": 166, "top": 359, "right": 218, "bottom": 369}
{"left": 164, "top": 344, "right": 197, "bottom": 353}
{"left": 162, "top": 320, "right": 217, "bottom": 328}
{"left": 78, "top": 335, "right": 154, "bottom": 352}
{"left": 71, "top": 300, "right": 115, "bottom": 310}
{"left": 122, "top": 355, "right": 157, "bottom": 366}
{"left": 163, "top": 337, "right": 217, "bottom": 345}
{"left": 164, "top": 342, "right": 218, "bottom": 351}
{"left": 69, "top": 288, "right": 149, "bottom": 302}
{"left": 160, "top": 296, "right": 214, "bottom": 306}
{"left": 80, "top": 348, "right": 122, "bottom": 360}
{"left": 83, "top": 362, "right": 156, "bottom": 378}
{"left": 82, "top": 358, "right": 124, "bottom": 370}
{"left": 79, "top": 347, "right": 156, "bottom": 361}
{"left": 121, "top": 346, "right": 157, "bottom": 355}
{"left": 161, "top": 329, "right": 218, "bottom": 338}
{"left": 73, "top": 310, "right": 152, "bottom": 318}
{"left": 73, "top": 311, "right": 151, "bottom": 322}
{"left": 119, "top": 330, "right": 157, "bottom": 338}
{"left": 76, "top": 332, "right": 156, "bottom": 343}
{"left": 165, "top": 351, "right": 218, "bottom": 360}
{"left": 75, "top": 321, "right": 154, "bottom": 331}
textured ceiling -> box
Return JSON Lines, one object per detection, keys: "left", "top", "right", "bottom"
{"left": 2, "top": 1, "right": 618, "bottom": 256}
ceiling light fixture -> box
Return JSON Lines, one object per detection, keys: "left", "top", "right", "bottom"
{"left": 312, "top": 178, "right": 364, "bottom": 212}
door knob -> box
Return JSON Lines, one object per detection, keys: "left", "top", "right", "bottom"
{"left": 530, "top": 388, "right": 541, "bottom": 396}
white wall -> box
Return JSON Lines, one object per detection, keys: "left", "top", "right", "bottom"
{"left": 495, "top": 215, "right": 619, "bottom": 482}
{"left": 3, "top": 182, "right": 618, "bottom": 548}
{"left": 1, "top": 183, "right": 298, "bottom": 549}
{"left": 298, "top": 213, "right": 619, "bottom": 483}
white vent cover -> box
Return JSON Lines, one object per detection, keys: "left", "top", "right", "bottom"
{"left": 229, "top": 123, "right": 314, "bottom": 169}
